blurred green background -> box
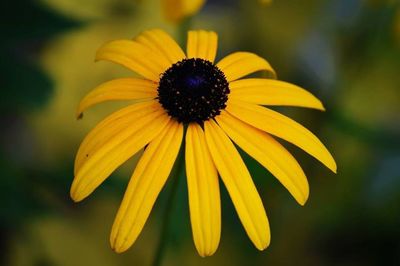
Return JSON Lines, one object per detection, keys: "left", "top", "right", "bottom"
{"left": 1, "top": 0, "right": 400, "bottom": 265}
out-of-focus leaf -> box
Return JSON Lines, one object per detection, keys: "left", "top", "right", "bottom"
{"left": 0, "top": 0, "right": 79, "bottom": 112}
{"left": 0, "top": 53, "right": 53, "bottom": 112}
{"left": 40, "top": 0, "right": 141, "bottom": 21}
{"left": 0, "top": 0, "right": 79, "bottom": 40}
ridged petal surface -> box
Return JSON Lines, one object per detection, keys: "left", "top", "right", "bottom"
{"left": 187, "top": 30, "right": 218, "bottom": 63}
{"left": 110, "top": 120, "right": 183, "bottom": 253}
{"left": 135, "top": 29, "right": 186, "bottom": 64}
{"left": 205, "top": 120, "right": 270, "bottom": 250}
{"left": 95, "top": 40, "right": 170, "bottom": 81}
{"left": 71, "top": 108, "right": 170, "bottom": 202}
{"left": 186, "top": 123, "right": 221, "bottom": 256}
{"left": 77, "top": 78, "right": 158, "bottom": 118}
{"left": 217, "top": 52, "right": 276, "bottom": 82}
{"left": 216, "top": 111, "right": 309, "bottom": 205}
{"left": 229, "top": 78, "right": 324, "bottom": 110}
{"left": 226, "top": 100, "right": 337, "bottom": 173}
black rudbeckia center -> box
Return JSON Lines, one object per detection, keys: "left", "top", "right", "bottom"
{"left": 157, "top": 58, "right": 229, "bottom": 123}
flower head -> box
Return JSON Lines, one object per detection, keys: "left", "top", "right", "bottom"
{"left": 162, "top": 0, "right": 205, "bottom": 23}
{"left": 71, "top": 29, "right": 336, "bottom": 256}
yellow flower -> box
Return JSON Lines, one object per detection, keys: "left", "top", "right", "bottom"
{"left": 71, "top": 29, "right": 336, "bottom": 256}
{"left": 162, "top": 0, "right": 205, "bottom": 22}
{"left": 259, "top": 0, "right": 273, "bottom": 6}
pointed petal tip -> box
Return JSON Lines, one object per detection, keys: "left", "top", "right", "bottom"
{"left": 196, "top": 245, "right": 218, "bottom": 257}
{"left": 313, "top": 100, "right": 326, "bottom": 111}
{"left": 298, "top": 197, "right": 308, "bottom": 206}
{"left": 76, "top": 102, "right": 85, "bottom": 119}
{"left": 112, "top": 245, "right": 127, "bottom": 254}
{"left": 111, "top": 238, "right": 131, "bottom": 253}
{"left": 198, "top": 251, "right": 216, "bottom": 258}
{"left": 255, "top": 239, "right": 270, "bottom": 251}
{"left": 70, "top": 189, "right": 83, "bottom": 203}
{"left": 331, "top": 165, "right": 337, "bottom": 174}
{"left": 314, "top": 147, "right": 337, "bottom": 174}
{"left": 70, "top": 182, "right": 78, "bottom": 201}
{"left": 197, "top": 251, "right": 207, "bottom": 258}
{"left": 70, "top": 196, "right": 82, "bottom": 203}
{"left": 326, "top": 157, "right": 337, "bottom": 174}
{"left": 76, "top": 112, "right": 83, "bottom": 120}
{"left": 94, "top": 53, "right": 101, "bottom": 62}
{"left": 313, "top": 97, "right": 326, "bottom": 111}
{"left": 114, "top": 247, "right": 126, "bottom": 254}
{"left": 94, "top": 49, "right": 106, "bottom": 62}
{"left": 254, "top": 228, "right": 271, "bottom": 251}
{"left": 299, "top": 186, "right": 310, "bottom": 206}
{"left": 70, "top": 180, "right": 88, "bottom": 202}
{"left": 293, "top": 187, "right": 309, "bottom": 206}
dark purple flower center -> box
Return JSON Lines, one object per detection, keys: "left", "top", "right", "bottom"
{"left": 157, "top": 58, "right": 229, "bottom": 124}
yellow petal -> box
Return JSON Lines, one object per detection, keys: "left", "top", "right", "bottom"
{"left": 226, "top": 100, "right": 337, "bottom": 173}
{"left": 162, "top": 0, "right": 206, "bottom": 23}
{"left": 76, "top": 78, "right": 158, "bottom": 118}
{"left": 74, "top": 101, "right": 160, "bottom": 175}
{"left": 135, "top": 29, "right": 186, "bottom": 65}
{"left": 216, "top": 52, "right": 276, "bottom": 82}
{"left": 186, "top": 123, "right": 221, "bottom": 256}
{"left": 70, "top": 110, "right": 170, "bottom": 202}
{"left": 110, "top": 120, "right": 183, "bottom": 253}
{"left": 216, "top": 111, "right": 309, "bottom": 205}
{"left": 204, "top": 120, "right": 270, "bottom": 250}
{"left": 187, "top": 30, "right": 218, "bottom": 63}
{"left": 95, "top": 40, "right": 171, "bottom": 81}
{"left": 229, "top": 78, "right": 325, "bottom": 110}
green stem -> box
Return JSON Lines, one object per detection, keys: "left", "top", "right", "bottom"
{"left": 151, "top": 149, "right": 185, "bottom": 266}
